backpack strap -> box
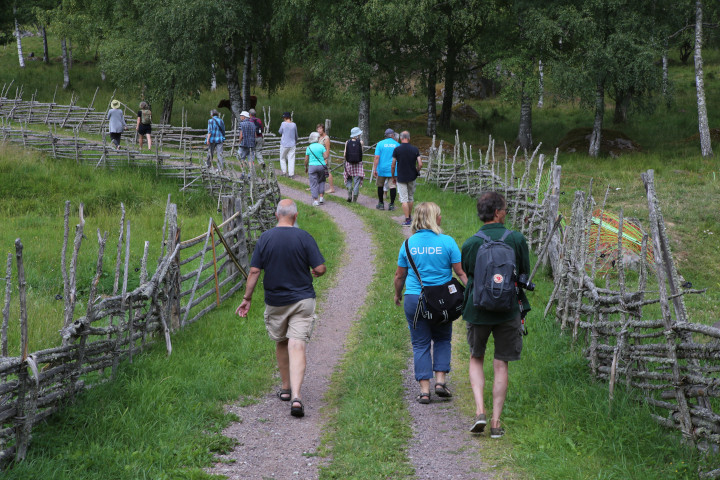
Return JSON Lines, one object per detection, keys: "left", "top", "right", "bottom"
{"left": 474, "top": 229, "right": 512, "bottom": 242}
{"left": 212, "top": 117, "right": 225, "bottom": 136}
{"left": 474, "top": 230, "right": 491, "bottom": 242}
{"left": 403, "top": 239, "right": 424, "bottom": 289}
{"left": 310, "top": 147, "right": 327, "bottom": 166}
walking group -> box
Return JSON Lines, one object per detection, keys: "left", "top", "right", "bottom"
{"left": 106, "top": 99, "right": 153, "bottom": 151}
{"left": 205, "top": 108, "right": 265, "bottom": 173}
{"left": 236, "top": 190, "right": 531, "bottom": 441}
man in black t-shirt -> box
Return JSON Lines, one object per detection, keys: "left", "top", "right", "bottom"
{"left": 391, "top": 131, "right": 423, "bottom": 226}
{"left": 236, "top": 199, "right": 326, "bottom": 418}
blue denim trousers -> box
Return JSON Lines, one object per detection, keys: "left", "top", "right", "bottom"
{"left": 403, "top": 294, "right": 452, "bottom": 381}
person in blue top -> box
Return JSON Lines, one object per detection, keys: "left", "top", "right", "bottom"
{"left": 304, "top": 131, "right": 329, "bottom": 206}
{"left": 205, "top": 109, "right": 226, "bottom": 172}
{"left": 394, "top": 202, "right": 467, "bottom": 404}
{"left": 372, "top": 128, "right": 400, "bottom": 210}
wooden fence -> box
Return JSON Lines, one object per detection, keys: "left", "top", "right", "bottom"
{"left": 425, "top": 136, "right": 719, "bottom": 478}
{"left": 0, "top": 90, "right": 282, "bottom": 465}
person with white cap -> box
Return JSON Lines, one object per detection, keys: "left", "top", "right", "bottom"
{"left": 107, "top": 99, "right": 127, "bottom": 150}
{"left": 343, "top": 127, "right": 365, "bottom": 202}
{"left": 237, "top": 110, "right": 257, "bottom": 166}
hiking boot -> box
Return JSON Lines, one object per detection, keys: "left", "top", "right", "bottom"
{"left": 490, "top": 426, "right": 505, "bottom": 439}
{"left": 347, "top": 193, "right": 352, "bottom": 202}
{"left": 470, "top": 414, "right": 487, "bottom": 433}
{"left": 376, "top": 202, "right": 385, "bottom": 210}
{"left": 388, "top": 203, "right": 396, "bottom": 211}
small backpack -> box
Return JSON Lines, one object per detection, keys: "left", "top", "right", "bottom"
{"left": 141, "top": 109, "right": 152, "bottom": 125}
{"left": 472, "top": 229, "right": 518, "bottom": 312}
{"left": 345, "top": 138, "right": 363, "bottom": 164}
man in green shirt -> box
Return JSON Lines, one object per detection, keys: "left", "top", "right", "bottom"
{"left": 461, "top": 192, "right": 531, "bottom": 439}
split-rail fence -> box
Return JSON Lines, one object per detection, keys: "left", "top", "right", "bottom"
{"left": 426, "top": 133, "right": 719, "bottom": 478}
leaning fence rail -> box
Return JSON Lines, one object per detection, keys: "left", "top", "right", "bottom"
{"left": 0, "top": 87, "right": 282, "bottom": 465}
{"left": 425, "top": 135, "right": 719, "bottom": 478}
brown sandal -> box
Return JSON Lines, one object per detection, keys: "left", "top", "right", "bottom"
{"left": 435, "top": 383, "right": 452, "bottom": 398}
{"left": 416, "top": 392, "right": 431, "bottom": 404}
{"left": 277, "top": 389, "right": 291, "bottom": 401}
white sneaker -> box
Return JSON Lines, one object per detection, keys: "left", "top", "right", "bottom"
{"left": 312, "top": 200, "right": 320, "bottom": 207}
{"left": 319, "top": 197, "right": 324, "bottom": 204}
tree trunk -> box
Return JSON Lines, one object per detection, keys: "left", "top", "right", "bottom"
{"left": 537, "top": 59, "right": 544, "bottom": 108}
{"left": 518, "top": 82, "right": 533, "bottom": 150}
{"left": 662, "top": 42, "right": 668, "bottom": 97}
{"left": 242, "top": 42, "right": 252, "bottom": 111}
{"left": 68, "top": 39, "right": 73, "bottom": 68}
{"left": 694, "top": 0, "right": 713, "bottom": 158}
{"left": 14, "top": 11, "right": 25, "bottom": 69}
{"left": 358, "top": 79, "right": 370, "bottom": 146}
{"left": 210, "top": 63, "right": 217, "bottom": 91}
{"left": 439, "top": 37, "right": 458, "bottom": 130}
{"left": 613, "top": 90, "right": 629, "bottom": 124}
{"left": 588, "top": 80, "right": 605, "bottom": 157}
{"left": 162, "top": 81, "right": 175, "bottom": 124}
{"left": 426, "top": 65, "right": 437, "bottom": 137}
{"left": 223, "top": 42, "right": 244, "bottom": 123}
{"left": 41, "top": 25, "right": 49, "bottom": 64}
{"left": 256, "top": 49, "right": 264, "bottom": 87}
{"left": 61, "top": 38, "right": 70, "bottom": 89}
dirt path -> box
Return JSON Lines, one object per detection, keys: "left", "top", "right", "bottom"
{"left": 210, "top": 176, "right": 493, "bottom": 479}
{"left": 207, "top": 182, "right": 375, "bottom": 479}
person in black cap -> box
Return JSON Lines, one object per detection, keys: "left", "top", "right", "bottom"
{"left": 278, "top": 112, "right": 298, "bottom": 177}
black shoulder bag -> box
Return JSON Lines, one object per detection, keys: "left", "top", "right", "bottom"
{"left": 404, "top": 239, "right": 466, "bottom": 328}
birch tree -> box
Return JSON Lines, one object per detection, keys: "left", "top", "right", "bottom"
{"left": 13, "top": 3, "right": 26, "bottom": 68}
{"left": 694, "top": 0, "right": 713, "bottom": 157}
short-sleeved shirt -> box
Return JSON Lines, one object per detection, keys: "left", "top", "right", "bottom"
{"left": 239, "top": 119, "right": 256, "bottom": 148}
{"left": 207, "top": 116, "right": 225, "bottom": 143}
{"left": 306, "top": 143, "right": 327, "bottom": 166}
{"left": 278, "top": 121, "right": 298, "bottom": 148}
{"left": 397, "top": 230, "right": 462, "bottom": 296}
{"left": 374, "top": 137, "right": 400, "bottom": 177}
{"left": 393, "top": 143, "right": 421, "bottom": 183}
{"left": 250, "top": 226, "right": 325, "bottom": 306}
{"left": 461, "top": 223, "right": 531, "bottom": 325}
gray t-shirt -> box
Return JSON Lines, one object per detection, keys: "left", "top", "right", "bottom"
{"left": 278, "top": 121, "right": 298, "bottom": 148}
{"left": 107, "top": 108, "right": 126, "bottom": 133}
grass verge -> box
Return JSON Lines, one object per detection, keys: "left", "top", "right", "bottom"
{"left": 1, "top": 186, "right": 344, "bottom": 479}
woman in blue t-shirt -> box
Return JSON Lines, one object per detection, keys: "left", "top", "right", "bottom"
{"left": 394, "top": 202, "right": 467, "bottom": 404}
{"left": 304, "top": 131, "right": 329, "bottom": 206}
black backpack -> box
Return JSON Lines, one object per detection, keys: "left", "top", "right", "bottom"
{"left": 472, "top": 230, "right": 518, "bottom": 312}
{"left": 345, "top": 138, "right": 363, "bottom": 164}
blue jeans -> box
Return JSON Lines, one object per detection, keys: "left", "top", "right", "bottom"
{"left": 403, "top": 294, "right": 452, "bottom": 381}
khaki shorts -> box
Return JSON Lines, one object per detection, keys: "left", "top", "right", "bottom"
{"left": 376, "top": 175, "right": 396, "bottom": 188}
{"left": 466, "top": 316, "right": 523, "bottom": 361}
{"left": 264, "top": 298, "right": 316, "bottom": 342}
{"left": 397, "top": 181, "right": 416, "bottom": 203}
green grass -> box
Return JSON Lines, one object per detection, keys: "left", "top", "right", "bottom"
{"left": 3, "top": 34, "right": 720, "bottom": 479}
{"left": 410, "top": 182, "right": 717, "bottom": 479}
{"left": 2, "top": 193, "right": 345, "bottom": 480}
{"left": 0, "top": 143, "right": 221, "bottom": 353}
